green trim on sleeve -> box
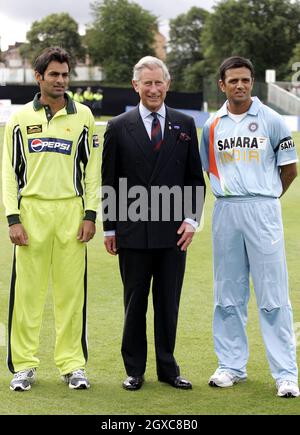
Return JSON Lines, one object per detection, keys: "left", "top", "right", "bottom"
{"left": 7, "top": 214, "right": 21, "bottom": 226}
{"left": 83, "top": 210, "right": 96, "bottom": 223}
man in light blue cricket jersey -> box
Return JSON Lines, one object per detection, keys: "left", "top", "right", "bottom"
{"left": 200, "top": 56, "right": 299, "bottom": 398}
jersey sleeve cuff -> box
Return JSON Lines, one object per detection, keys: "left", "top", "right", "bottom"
{"left": 278, "top": 158, "right": 299, "bottom": 166}
{"left": 84, "top": 210, "right": 97, "bottom": 223}
{"left": 7, "top": 214, "right": 21, "bottom": 226}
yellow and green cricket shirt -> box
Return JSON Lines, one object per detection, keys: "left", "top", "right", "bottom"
{"left": 2, "top": 93, "right": 101, "bottom": 224}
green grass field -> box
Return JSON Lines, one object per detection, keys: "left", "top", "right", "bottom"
{"left": 0, "top": 125, "right": 299, "bottom": 415}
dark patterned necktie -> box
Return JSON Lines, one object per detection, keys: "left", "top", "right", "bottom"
{"left": 151, "top": 112, "right": 163, "bottom": 151}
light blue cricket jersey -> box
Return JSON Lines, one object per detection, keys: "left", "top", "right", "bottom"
{"left": 200, "top": 97, "right": 298, "bottom": 197}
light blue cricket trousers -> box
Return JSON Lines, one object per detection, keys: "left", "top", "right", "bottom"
{"left": 212, "top": 196, "right": 298, "bottom": 383}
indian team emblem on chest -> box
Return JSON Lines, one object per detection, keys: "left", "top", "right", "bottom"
{"left": 248, "top": 122, "right": 258, "bottom": 132}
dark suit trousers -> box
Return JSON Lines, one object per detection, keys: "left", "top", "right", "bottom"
{"left": 118, "top": 247, "right": 186, "bottom": 379}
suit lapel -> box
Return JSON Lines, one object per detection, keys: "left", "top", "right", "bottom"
{"left": 150, "top": 107, "right": 180, "bottom": 182}
{"left": 125, "top": 106, "right": 154, "bottom": 163}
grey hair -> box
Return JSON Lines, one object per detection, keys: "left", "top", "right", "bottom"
{"left": 133, "top": 56, "right": 171, "bottom": 82}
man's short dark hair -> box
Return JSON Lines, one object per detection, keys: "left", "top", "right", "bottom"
{"left": 34, "top": 47, "right": 71, "bottom": 76}
{"left": 219, "top": 56, "right": 254, "bottom": 82}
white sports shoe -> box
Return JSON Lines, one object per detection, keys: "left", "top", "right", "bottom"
{"left": 277, "top": 380, "right": 300, "bottom": 398}
{"left": 208, "top": 369, "right": 246, "bottom": 388}
{"left": 62, "top": 369, "right": 90, "bottom": 390}
{"left": 10, "top": 368, "right": 36, "bottom": 391}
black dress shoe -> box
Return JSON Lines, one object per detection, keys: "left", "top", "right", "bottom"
{"left": 122, "top": 376, "right": 144, "bottom": 391}
{"left": 158, "top": 375, "right": 192, "bottom": 389}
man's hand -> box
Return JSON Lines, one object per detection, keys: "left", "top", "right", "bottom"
{"left": 177, "top": 222, "right": 195, "bottom": 251}
{"left": 77, "top": 220, "right": 96, "bottom": 243}
{"left": 9, "top": 224, "right": 29, "bottom": 246}
{"left": 104, "top": 235, "right": 117, "bottom": 255}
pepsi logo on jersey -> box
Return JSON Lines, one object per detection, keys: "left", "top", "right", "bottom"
{"left": 28, "top": 138, "right": 73, "bottom": 155}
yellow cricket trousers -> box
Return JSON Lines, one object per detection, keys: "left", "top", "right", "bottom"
{"left": 8, "top": 197, "right": 88, "bottom": 375}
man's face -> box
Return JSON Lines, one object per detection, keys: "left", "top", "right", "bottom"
{"left": 132, "top": 66, "right": 170, "bottom": 112}
{"left": 35, "top": 61, "right": 70, "bottom": 99}
{"left": 219, "top": 67, "right": 254, "bottom": 105}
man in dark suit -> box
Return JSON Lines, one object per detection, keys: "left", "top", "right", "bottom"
{"left": 102, "top": 56, "right": 205, "bottom": 391}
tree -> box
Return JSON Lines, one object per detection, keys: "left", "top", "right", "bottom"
{"left": 201, "top": 0, "right": 300, "bottom": 80}
{"left": 167, "top": 7, "right": 209, "bottom": 91}
{"left": 85, "top": 0, "right": 157, "bottom": 84}
{"left": 20, "top": 13, "right": 86, "bottom": 72}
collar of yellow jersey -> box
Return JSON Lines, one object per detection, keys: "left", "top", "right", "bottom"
{"left": 33, "top": 92, "right": 77, "bottom": 114}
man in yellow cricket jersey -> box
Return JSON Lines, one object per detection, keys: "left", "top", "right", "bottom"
{"left": 2, "top": 47, "right": 101, "bottom": 391}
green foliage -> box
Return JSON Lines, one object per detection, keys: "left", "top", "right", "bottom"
{"left": 167, "top": 7, "right": 209, "bottom": 91}
{"left": 201, "top": 0, "right": 300, "bottom": 80}
{"left": 85, "top": 0, "right": 157, "bottom": 85}
{"left": 19, "top": 13, "right": 86, "bottom": 73}
{"left": 290, "top": 43, "right": 300, "bottom": 65}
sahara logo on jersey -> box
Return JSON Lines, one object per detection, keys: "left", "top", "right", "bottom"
{"left": 217, "top": 136, "right": 267, "bottom": 151}
{"left": 217, "top": 136, "right": 267, "bottom": 164}
{"left": 28, "top": 138, "right": 73, "bottom": 155}
{"left": 279, "top": 137, "right": 295, "bottom": 151}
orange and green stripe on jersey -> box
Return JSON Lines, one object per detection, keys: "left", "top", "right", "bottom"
{"left": 209, "top": 116, "right": 220, "bottom": 179}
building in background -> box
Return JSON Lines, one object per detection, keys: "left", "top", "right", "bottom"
{"left": 0, "top": 32, "right": 166, "bottom": 85}
{"left": 0, "top": 42, "right": 103, "bottom": 84}
{"left": 153, "top": 31, "right": 167, "bottom": 61}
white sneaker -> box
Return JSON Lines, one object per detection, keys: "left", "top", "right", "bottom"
{"left": 10, "top": 368, "right": 36, "bottom": 391}
{"left": 62, "top": 369, "right": 90, "bottom": 390}
{"left": 277, "top": 380, "right": 300, "bottom": 398}
{"left": 208, "top": 369, "right": 246, "bottom": 388}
